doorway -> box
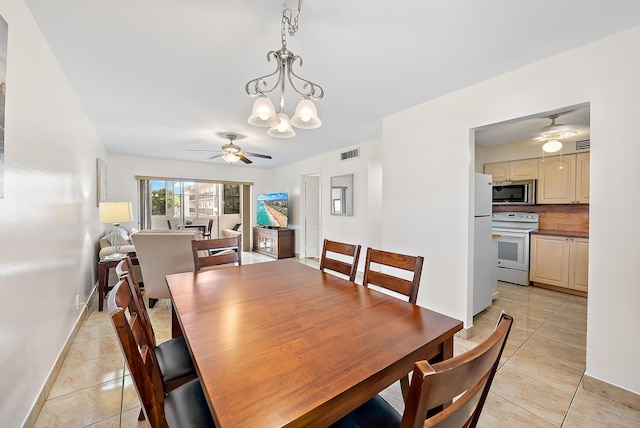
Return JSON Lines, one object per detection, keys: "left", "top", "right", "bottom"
{"left": 302, "top": 173, "right": 321, "bottom": 259}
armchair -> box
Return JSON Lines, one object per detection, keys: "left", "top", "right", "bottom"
{"left": 130, "top": 230, "right": 201, "bottom": 306}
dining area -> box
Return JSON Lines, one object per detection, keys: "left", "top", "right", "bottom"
{"left": 102, "top": 237, "right": 516, "bottom": 428}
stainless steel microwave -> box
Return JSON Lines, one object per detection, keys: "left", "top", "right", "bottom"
{"left": 492, "top": 180, "right": 536, "bottom": 205}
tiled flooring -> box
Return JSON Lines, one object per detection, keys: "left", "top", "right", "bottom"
{"left": 34, "top": 257, "right": 640, "bottom": 427}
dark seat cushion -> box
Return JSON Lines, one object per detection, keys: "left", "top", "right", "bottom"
{"left": 165, "top": 378, "right": 216, "bottom": 427}
{"left": 330, "top": 395, "right": 401, "bottom": 428}
{"left": 156, "top": 336, "right": 197, "bottom": 384}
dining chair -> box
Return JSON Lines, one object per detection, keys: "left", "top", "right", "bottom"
{"left": 203, "top": 218, "right": 214, "bottom": 239}
{"left": 362, "top": 247, "right": 424, "bottom": 304}
{"left": 107, "top": 279, "right": 215, "bottom": 428}
{"left": 363, "top": 247, "right": 425, "bottom": 399}
{"left": 115, "top": 257, "right": 197, "bottom": 393}
{"left": 319, "top": 239, "right": 362, "bottom": 282}
{"left": 191, "top": 235, "right": 242, "bottom": 272}
{"left": 331, "top": 312, "right": 513, "bottom": 428}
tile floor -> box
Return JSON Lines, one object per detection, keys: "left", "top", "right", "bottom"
{"left": 33, "top": 256, "right": 640, "bottom": 427}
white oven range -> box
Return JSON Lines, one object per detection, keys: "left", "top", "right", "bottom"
{"left": 491, "top": 212, "right": 539, "bottom": 286}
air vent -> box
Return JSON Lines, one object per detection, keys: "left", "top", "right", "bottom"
{"left": 576, "top": 139, "right": 590, "bottom": 151}
{"left": 340, "top": 148, "right": 360, "bottom": 161}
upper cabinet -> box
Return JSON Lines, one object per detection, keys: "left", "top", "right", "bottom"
{"left": 537, "top": 152, "right": 590, "bottom": 204}
{"left": 484, "top": 159, "right": 537, "bottom": 182}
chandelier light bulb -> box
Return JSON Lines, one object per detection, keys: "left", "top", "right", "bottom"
{"left": 267, "top": 112, "right": 296, "bottom": 138}
{"left": 248, "top": 95, "right": 277, "bottom": 127}
{"left": 291, "top": 98, "right": 321, "bottom": 129}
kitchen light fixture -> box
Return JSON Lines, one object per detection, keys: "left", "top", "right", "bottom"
{"left": 538, "top": 114, "right": 576, "bottom": 154}
{"left": 542, "top": 139, "right": 563, "bottom": 153}
{"left": 99, "top": 202, "right": 134, "bottom": 260}
{"left": 245, "top": 0, "right": 323, "bottom": 138}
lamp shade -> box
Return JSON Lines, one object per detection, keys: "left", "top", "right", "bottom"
{"left": 542, "top": 139, "right": 563, "bottom": 153}
{"left": 291, "top": 98, "right": 321, "bottom": 129}
{"left": 267, "top": 112, "right": 296, "bottom": 138}
{"left": 99, "top": 202, "right": 133, "bottom": 224}
{"left": 248, "top": 95, "right": 278, "bottom": 127}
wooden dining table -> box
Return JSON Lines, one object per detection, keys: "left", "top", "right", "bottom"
{"left": 166, "top": 259, "right": 463, "bottom": 427}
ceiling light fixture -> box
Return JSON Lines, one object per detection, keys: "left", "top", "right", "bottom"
{"left": 245, "top": 0, "right": 323, "bottom": 138}
{"left": 542, "top": 139, "right": 563, "bottom": 153}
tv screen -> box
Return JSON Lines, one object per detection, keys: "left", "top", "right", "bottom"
{"left": 257, "top": 192, "right": 288, "bottom": 228}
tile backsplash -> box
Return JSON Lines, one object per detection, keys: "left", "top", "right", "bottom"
{"left": 493, "top": 204, "right": 589, "bottom": 233}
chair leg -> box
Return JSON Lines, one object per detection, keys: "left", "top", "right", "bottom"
{"left": 138, "top": 408, "right": 145, "bottom": 421}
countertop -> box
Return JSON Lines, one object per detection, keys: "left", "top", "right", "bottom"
{"left": 531, "top": 229, "right": 589, "bottom": 239}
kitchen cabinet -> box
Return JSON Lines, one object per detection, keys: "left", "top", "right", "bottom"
{"left": 529, "top": 234, "right": 588, "bottom": 293}
{"left": 537, "top": 152, "right": 590, "bottom": 204}
{"left": 484, "top": 159, "right": 537, "bottom": 182}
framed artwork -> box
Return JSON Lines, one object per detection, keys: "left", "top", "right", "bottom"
{"left": 97, "top": 157, "right": 107, "bottom": 206}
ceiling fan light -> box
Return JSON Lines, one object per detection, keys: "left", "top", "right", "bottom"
{"left": 542, "top": 139, "right": 563, "bottom": 153}
{"left": 222, "top": 153, "right": 241, "bottom": 163}
{"left": 291, "top": 98, "right": 321, "bottom": 129}
{"left": 267, "top": 112, "right": 296, "bottom": 138}
{"left": 248, "top": 95, "right": 277, "bottom": 127}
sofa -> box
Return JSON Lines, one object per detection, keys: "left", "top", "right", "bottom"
{"left": 222, "top": 223, "right": 242, "bottom": 239}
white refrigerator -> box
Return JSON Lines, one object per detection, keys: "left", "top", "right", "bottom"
{"left": 473, "top": 173, "right": 494, "bottom": 315}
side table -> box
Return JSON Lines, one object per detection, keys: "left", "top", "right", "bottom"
{"left": 97, "top": 252, "right": 139, "bottom": 311}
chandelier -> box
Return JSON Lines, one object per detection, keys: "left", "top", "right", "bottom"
{"left": 245, "top": 0, "right": 323, "bottom": 138}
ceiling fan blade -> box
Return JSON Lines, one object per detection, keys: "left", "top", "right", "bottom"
{"left": 205, "top": 154, "right": 224, "bottom": 160}
{"left": 242, "top": 151, "right": 272, "bottom": 159}
{"left": 238, "top": 154, "right": 252, "bottom": 164}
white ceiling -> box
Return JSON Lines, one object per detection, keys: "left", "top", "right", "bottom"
{"left": 23, "top": 1, "right": 640, "bottom": 167}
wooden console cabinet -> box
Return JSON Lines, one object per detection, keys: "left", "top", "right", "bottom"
{"left": 252, "top": 227, "right": 295, "bottom": 259}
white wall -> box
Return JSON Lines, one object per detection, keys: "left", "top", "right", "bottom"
{"left": 0, "top": 1, "right": 107, "bottom": 425}
{"left": 106, "top": 154, "right": 275, "bottom": 234}
{"left": 383, "top": 26, "right": 640, "bottom": 395}
{"left": 273, "top": 140, "right": 382, "bottom": 271}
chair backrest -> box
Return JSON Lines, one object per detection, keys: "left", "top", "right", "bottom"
{"left": 319, "top": 239, "right": 362, "bottom": 282}
{"left": 108, "top": 279, "right": 169, "bottom": 428}
{"left": 130, "top": 230, "right": 201, "bottom": 299}
{"left": 362, "top": 247, "right": 424, "bottom": 303}
{"left": 401, "top": 313, "right": 513, "bottom": 428}
{"left": 115, "top": 257, "right": 156, "bottom": 347}
{"left": 206, "top": 218, "right": 213, "bottom": 234}
{"left": 191, "top": 236, "right": 242, "bottom": 271}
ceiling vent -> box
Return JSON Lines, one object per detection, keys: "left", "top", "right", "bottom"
{"left": 575, "top": 139, "right": 590, "bottom": 151}
{"left": 340, "top": 148, "right": 360, "bottom": 161}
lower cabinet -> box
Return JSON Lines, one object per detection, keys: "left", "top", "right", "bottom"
{"left": 529, "top": 234, "right": 588, "bottom": 293}
{"left": 252, "top": 227, "right": 295, "bottom": 259}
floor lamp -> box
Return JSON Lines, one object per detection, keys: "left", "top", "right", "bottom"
{"left": 99, "top": 202, "right": 134, "bottom": 260}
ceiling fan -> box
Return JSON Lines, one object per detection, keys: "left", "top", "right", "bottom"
{"left": 534, "top": 113, "right": 577, "bottom": 153}
{"left": 190, "top": 134, "right": 272, "bottom": 164}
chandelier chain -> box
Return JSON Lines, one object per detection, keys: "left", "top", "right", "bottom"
{"left": 281, "top": 0, "right": 304, "bottom": 48}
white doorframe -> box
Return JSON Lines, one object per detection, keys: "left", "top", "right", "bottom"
{"left": 301, "top": 173, "right": 321, "bottom": 259}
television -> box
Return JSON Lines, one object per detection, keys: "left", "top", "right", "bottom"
{"left": 257, "top": 192, "right": 288, "bottom": 228}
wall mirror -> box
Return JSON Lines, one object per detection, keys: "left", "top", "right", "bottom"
{"left": 330, "top": 174, "right": 353, "bottom": 216}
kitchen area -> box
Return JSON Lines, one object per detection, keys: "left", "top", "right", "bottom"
{"left": 472, "top": 103, "right": 590, "bottom": 316}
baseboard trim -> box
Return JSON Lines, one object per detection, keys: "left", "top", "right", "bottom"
{"left": 583, "top": 374, "right": 640, "bottom": 412}
{"left": 458, "top": 325, "right": 475, "bottom": 339}
{"left": 23, "top": 285, "right": 97, "bottom": 427}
